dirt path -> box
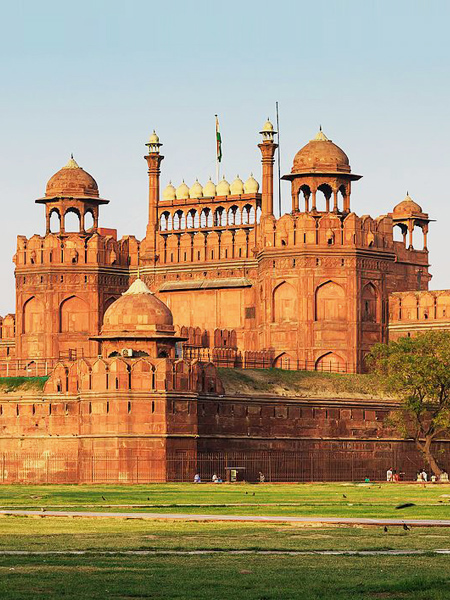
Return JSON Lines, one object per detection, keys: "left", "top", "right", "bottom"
{"left": 1, "top": 509, "right": 450, "bottom": 527}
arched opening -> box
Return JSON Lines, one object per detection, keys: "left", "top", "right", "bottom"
{"left": 23, "top": 297, "right": 45, "bottom": 334}
{"left": 315, "top": 281, "right": 346, "bottom": 321}
{"left": 315, "top": 352, "right": 346, "bottom": 373}
{"left": 242, "top": 204, "right": 252, "bottom": 224}
{"left": 393, "top": 223, "right": 407, "bottom": 244}
{"left": 173, "top": 210, "right": 183, "bottom": 230}
{"left": 362, "top": 283, "right": 378, "bottom": 322}
{"left": 64, "top": 209, "right": 81, "bottom": 233}
{"left": 338, "top": 185, "right": 347, "bottom": 212}
{"left": 299, "top": 185, "right": 311, "bottom": 212}
{"left": 186, "top": 210, "right": 197, "bottom": 229}
{"left": 160, "top": 211, "right": 170, "bottom": 231}
{"left": 84, "top": 210, "right": 94, "bottom": 231}
{"left": 200, "top": 208, "right": 209, "bottom": 228}
{"left": 59, "top": 296, "right": 89, "bottom": 333}
{"left": 272, "top": 281, "right": 297, "bottom": 322}
{"left": 273, "top": 352, "right": 295, "bottom": 370}
{"left": 49, "top": 209, "right": 61, "bottom": 233}
{"left": 411, "top": 225, "right": 423, "bottom": 250}
{"left": 317, "top": 183, "right": 332, "bottom": 212}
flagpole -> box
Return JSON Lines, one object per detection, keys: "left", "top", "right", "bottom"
{"left": 276, "top": 101, "right": 282, "bottom": 218}
{"left": 215, "top": 114, "right": 221, "bottom": 184}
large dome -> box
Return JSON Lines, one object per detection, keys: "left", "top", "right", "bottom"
{"left": 292, "top": 130, "right": 351, "bottom": 174}
{"left": 102, "top": 279, "right": 174, "bottom": 336}
{"left": 45, "top": 157, "right": 99, "bottom": 199}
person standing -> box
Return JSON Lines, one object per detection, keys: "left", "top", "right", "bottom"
{"left": 386, "top": 467, "right": 393, "bottom": 482}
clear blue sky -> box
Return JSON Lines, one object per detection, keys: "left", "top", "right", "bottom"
{"left": 0, "top": 0, "right": 449, "bottom": 313}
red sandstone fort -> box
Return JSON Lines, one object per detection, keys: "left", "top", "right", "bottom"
{"left": 0, "top": 120, "right": 447, "bottom": 483}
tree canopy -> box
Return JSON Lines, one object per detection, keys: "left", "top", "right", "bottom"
{"left": 368, "top": 331, "right": 450, "bottom": 476}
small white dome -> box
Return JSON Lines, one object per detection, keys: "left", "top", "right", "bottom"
{"left": 176, "top": 180, "right": 190, "bottom": 200}
{"left": 189, "top": 179, "right": 203, "bottom": 199}
{"left": 261, "top": 119, "right": 274, "bottom": 133}
{"left": 148, "top": 130, "right": 160, "bottom": 144}
{"left": 216, "top": 176, "right": 230, "bottom": 196}
{"left": 163, "top": 181, "right": 176, "bottom": 201}
{"left": 203, "top": 177, "right": 216, "bottom": 197}
{"left": 230, "top": 175, "right": 244, "bottom": 195}
{"left": 244, "top": 173, "right": 260, "bottom": 194}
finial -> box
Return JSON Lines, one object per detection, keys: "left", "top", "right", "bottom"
{"left": 319, "top": 125, "right": 322, "bottom": 132}
{"left": 71, "top": 153, "right": 73, "bottom": 159}
{"left": 407, "top": 190, "right": 409, "bottom": 196}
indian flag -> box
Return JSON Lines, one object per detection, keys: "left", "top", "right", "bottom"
{"left": 215, "top": 114, "right": 222, "bottom": 163}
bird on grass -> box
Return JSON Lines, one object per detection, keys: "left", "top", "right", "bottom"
{"left": 102, "top": 496, "right": 106, "bottom": 501}
{"left": 342, "top": 494, "right": 347, "bottom": 499}
{"left": 395, "top": 503, "right": 416, "bottom": 510}
{"left": 403, "top": 523, "right": 411, "bottom": 531}
{"left": 383, "top": 526, "right": 388, "bottom": 533}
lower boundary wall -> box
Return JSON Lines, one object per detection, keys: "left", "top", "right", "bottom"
{"left": 0, "top": 442, "right": 449, "bottom": 484}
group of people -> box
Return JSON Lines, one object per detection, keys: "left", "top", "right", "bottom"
{"left": 387, "top": 466, "right": 450, "bottom": 483}
{"left": 193, "top": 473, "right": 223, "bottom": 483}
{"left": 416, "top": 469, "right": 449, "bottom": 483}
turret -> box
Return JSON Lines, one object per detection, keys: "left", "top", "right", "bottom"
{"left": 258, "top": 119, "right": 278, "bottom": 218}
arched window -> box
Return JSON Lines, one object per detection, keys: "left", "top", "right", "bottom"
{"left": 64, "top": 209, "right": 81, "bottom": 233}
{"left": 362, "top": 283, "right": 378, "bottom": 322}
{"left": 23, "top": 297, "right": 45, "bottom": 334}
{"left": 49, "top": 209, "right": 60, "bottom": 233}
{"left": 84, "top": 210, "right": 94, "bottom": 231}
{"left": 272, "top": 281, "right": 297, "bottom": 322}
{"left": 315, "top": 281, "right": 346, "bottom": 321}
{"left": 59, "top": 296, "right": 89, "bottom": 333}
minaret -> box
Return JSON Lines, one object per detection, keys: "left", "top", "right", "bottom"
{"left": 258, "top": 119, "right": 278, "bottom": 217}
{"left": 144, "top": 131, "right": 164, "bottom": 259}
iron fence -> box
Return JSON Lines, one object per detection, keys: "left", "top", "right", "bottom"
{"left": 0, "top": 449, "right": 445, "bottom": 484}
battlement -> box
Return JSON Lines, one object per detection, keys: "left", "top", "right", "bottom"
{"left": 15, "top": 233, "right": 141, "bottom": 269}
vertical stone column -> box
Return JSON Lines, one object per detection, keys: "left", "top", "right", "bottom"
{"left": 258, "top": 141, "right": 278, "bottom": 217}
{"left": 144, "top": 144, "right": 164, "bottom": 261}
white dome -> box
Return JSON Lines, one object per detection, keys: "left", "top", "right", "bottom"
{"left": 163, "top": 181, "right": 176, "bottom": 201}
{"left": 261, "top": 119, "right": 274, "bottom": 133}
{"left": 203, "top": 177, "right": 216, "bottom": 197}
{"left": 176, "top": 180, "right": 190, "bottom": 200}
{"left": 148, "top": 130, "right": 160, "bottom": 144}
{"left": 189, "top": 179, "right": 203, "bottom": 199}
{"left": 216, "top": 176, "right": 230, "bottom": 196}
{"left": 230, "top": 175, "right": 244, "bottom": 195}
{"left": 244, "top": 173, "right": 260, "bottom": 194}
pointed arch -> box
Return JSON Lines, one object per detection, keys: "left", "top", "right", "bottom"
{"left": 22, "top": 296, "right": 45, "bottom": 334}
{"left": 315, "top": 281, "right": 346, "bottom": 321}
{"left": 362, "top": 282, "right": 378, "bottom": 322}
{"left": 272, "top": 281, "right": 297, "bottom": 323}
{"left": 59, "top": 295, "right": 90, "bottom": 333}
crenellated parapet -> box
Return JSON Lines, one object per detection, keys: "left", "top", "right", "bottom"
{"left": 14, "top": 232, "right": 138, "bottom": 270}
{"left": 43, "top": 357, "right": 224, "bottom": 395}
{"left": 388, "top": 290, "right": 450, "bottom": 340}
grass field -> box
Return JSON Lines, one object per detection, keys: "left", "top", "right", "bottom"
{"left": 1, "top": 483, "right": 450, "bottom": 519}
{"left": 217, "top": 367, "right": 386, "bottom": 398}
{"left": 2, "top": 484, "right": 450, "bottom": 598}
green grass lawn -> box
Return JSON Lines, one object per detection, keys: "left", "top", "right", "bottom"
{"left": 0, "top": 554, "right": 449, "bottom": 599}
{"left": 2, "top": 484, "right": 450, "bottom": 598}
{"left": 1, "top": 483, "right": 450, "bottom": 520}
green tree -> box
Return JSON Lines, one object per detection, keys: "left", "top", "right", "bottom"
{"left": 368, "top": 331, "right": 450, "bottom": 477}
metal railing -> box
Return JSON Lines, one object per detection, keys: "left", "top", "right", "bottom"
{"left": 0, "top": 449, "right": 443, "bottom": 484}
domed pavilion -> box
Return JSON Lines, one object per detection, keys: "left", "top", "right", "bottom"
{"left": 91, "top": 278, "right": 186, "bottom": 359}
{"left": 36, "top": 156, "right": 109, "bottom": 235}
{"left": 282, "top": 128, "right": 361, "bottom": 213}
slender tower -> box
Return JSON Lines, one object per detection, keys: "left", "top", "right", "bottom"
{"left": 258, "top": 119, "right": 278, "bottom": 218}
{"left": 144, "top": 131, "right": 164, "bottom": 262}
